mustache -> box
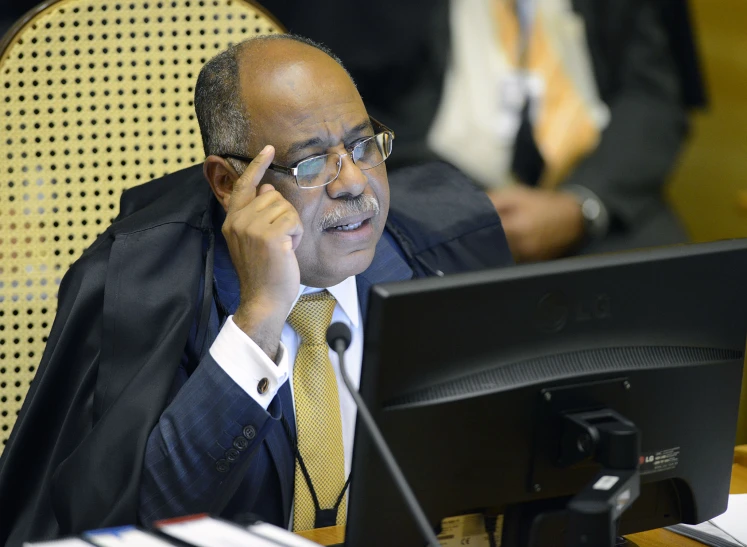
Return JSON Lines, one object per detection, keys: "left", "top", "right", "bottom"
{"left": 318, "top": 194, "right": 380, "bottom": 231}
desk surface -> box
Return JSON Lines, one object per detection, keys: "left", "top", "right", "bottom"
{"left": 297, "top": 446, "right": 747, "bottom": 546}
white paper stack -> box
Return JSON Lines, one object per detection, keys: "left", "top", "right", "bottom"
{"left": 156, "top": 516, "right": 321, "bottom": 547}
{"left": 25, "top": 516, "right": 325, "bottom": 547}
{"left": 668, "top": 494, "right": 747, "bottom": 547}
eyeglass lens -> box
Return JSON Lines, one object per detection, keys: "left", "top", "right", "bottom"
{"left": 295, "top": 132, "right": 393, "bottom": 188}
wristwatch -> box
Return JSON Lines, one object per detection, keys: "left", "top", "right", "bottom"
{"left": 563, "top": 184, "right": 610, "bottom": 242}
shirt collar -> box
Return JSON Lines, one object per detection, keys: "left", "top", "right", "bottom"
{"left": 287, "top": 276, "right": 360, "bottom": 328}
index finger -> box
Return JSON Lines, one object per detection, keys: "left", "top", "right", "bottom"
{"left": 227, "top": 144, "right": 275, "bottom": 214}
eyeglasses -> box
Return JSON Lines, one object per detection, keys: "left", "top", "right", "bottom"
{"left": 222, "top": 117, "right": 394, "bottom": 189}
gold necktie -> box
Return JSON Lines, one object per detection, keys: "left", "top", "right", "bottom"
{"left": 287, "top": 291, "right": 347, "bottom": 531}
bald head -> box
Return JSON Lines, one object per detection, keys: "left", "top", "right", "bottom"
{"left": 194, "top": 35, "right": 355, "bottom": 163}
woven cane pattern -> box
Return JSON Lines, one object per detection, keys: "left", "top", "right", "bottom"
{"left": 0, "top": 0, "right": 282, "bottom": 451}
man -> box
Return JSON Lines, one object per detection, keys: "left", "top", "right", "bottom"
{"left": 265, "top": 0, "right": 699, "bottom": 262}
{"left": 0, "top": 35, "right": 512, "bottom": 545}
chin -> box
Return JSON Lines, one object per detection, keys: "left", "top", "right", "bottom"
{"left": 302, "top": 247, "right": 377, "bottom": 288}
{"left": 343, "top": 247, "right": 377, "bottom": 277}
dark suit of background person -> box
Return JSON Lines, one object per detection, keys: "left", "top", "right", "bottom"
{"left": 0, "top": 37, "right": 513, "bottom": 547}
{"left": 264, "top": 0, "right": 706, "bottom": 260}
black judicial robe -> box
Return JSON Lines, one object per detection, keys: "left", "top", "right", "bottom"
{"left": 0, "top": 162, "right": 512, "bottom": 546}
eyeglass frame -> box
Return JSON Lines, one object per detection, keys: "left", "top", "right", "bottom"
{"left": 221, "top": 117, "right": 395, "bottom": 189}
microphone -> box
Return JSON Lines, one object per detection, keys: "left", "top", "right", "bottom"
{"left": 326, "top": 322, "right": 440, "bottom": 547}
{"left": 325, "top": 321, "right": 352, "bottom": 353}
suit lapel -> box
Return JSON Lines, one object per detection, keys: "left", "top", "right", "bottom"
{"left": 210, "top": 239, "right": 294, "bottom": 522}
{"left": 266, "top": 381, "right": 296, "bottom": 527}
{"left": 356, "top": 230, "right": 414, "bottom": 316}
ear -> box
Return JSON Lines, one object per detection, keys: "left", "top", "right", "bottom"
{"left": 203, "top": 155, "right": 238, "bottom": 212}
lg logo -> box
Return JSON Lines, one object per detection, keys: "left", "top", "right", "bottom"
{"left": 535, "top": 291, "right": 612, "bottom": 333}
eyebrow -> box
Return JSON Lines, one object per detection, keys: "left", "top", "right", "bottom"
{"left": 285, "top": 119, "right": 374, "bottom": 159}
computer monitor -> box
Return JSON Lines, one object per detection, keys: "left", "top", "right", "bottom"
{"left": 346, "top": 239, "right": 747, "bottom": 547}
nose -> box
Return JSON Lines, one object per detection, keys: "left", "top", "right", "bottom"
{"left": 325, "top": 152, "right": 368, "bottom": 199}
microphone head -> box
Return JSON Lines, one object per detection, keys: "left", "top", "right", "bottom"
{"left": 326, "top": 322, "right": 352, "bottom": 351}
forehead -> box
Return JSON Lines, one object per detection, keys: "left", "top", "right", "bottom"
{"left": 237, "top": 42, "right": 369, "bottom": 156}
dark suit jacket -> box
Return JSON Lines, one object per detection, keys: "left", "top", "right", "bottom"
{"left": 138, "top": 221, "right": 418, "bottom": 527}
{"left": 0, "top": 162, "right": 512, "bottom": 546}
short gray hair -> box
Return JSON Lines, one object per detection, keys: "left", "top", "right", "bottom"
{"left": 194, "top": 34, "right": 353, "bottom": 168}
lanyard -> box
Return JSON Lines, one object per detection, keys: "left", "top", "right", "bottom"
{"left": 281, "top": 413, "right": 352, "bottom": 528}
{"left": 209, "top": 265, "right": 351, "bottom": 528}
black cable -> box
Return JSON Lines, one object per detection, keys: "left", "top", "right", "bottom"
{"left": 328, "top": 326, "right": 440, "bottom": 547}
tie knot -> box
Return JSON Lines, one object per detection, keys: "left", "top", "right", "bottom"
{"left": 287, "top": 291, "right": 337, "bottom": 346}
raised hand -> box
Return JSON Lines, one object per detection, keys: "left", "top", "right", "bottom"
{"left": 222, "top": 145, "right": 304, "bottom": 360}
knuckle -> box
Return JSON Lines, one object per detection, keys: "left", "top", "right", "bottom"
{"left": 222, "top": 218, "right": 239, "bottom": 236}
{"left": 258, "top": 189, "right": 280, "bottom": 204}
{"left": 281, "top": 210, "right": 299, "bottom": 223}
{"left": 227, "top": 216, "right": 252, "bottom": 237}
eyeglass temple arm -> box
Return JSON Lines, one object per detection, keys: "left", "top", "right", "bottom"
{"left": 223, "top": 154, "right": 296, "bottom": 176}
{"left": 369, "top": 116, "right": 395, "bottom": 139}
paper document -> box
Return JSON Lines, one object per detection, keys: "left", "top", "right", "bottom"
{"left": 668, "top": 494, "right": 747, "bottom": 547}
{"left": 157, "top": 516, "right": 280, "bottom": 547}
{"left": 250, "top": 522, "right": 322, "bottom": 546}
{"left": 668, "top": 522, "right": 744, "bottom": 547}
{"left": 23, "top": 540, "right": 93, "bottom": 547}
{"left": 84, "top": 526, "right": 174, "bottom": 547}
{"left": 711, "top": 494, "right": 747, "bottom": 544}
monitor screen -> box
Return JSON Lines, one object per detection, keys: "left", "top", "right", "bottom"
{"left": 347, "top": 239, "right": 747, "bottom": 547}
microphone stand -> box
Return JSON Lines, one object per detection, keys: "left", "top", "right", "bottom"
{"left": 327, "top": 323, "right": 440, "bottom": 547}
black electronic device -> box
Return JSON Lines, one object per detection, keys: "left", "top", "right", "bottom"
{"left": 346, "top": 239, "right": 747, "bottom": 547}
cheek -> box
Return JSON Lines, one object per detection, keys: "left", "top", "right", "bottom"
{"left": 280, "top": 189, "right": 321, "bottom": 238}
{"left": 380, "top": 185, "right": 390, "bottom": 212}
{"left": 373, "top": 179, "right": 390, "bottom": 220}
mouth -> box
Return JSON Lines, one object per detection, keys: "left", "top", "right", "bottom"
{"left": 329, "top": 220, "right": 365, "bottom": 232}
{"left": 323, "top": 213, "right": 374, "bottom": 233}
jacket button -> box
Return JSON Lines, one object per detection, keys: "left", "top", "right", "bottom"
{"left": 257, "top": 378, "right": 269, "bottom": 394}
{"left": 243, "top": 425, "right": 256, "bottom": 440}
{"left": 215, "top": 459, "right": 230, "bottom": 473}
{"left": 233, "top": 436, "right": 249, "bottom": 451}
{"left": 226, "top": 448, "right": 240, "bottom": 462}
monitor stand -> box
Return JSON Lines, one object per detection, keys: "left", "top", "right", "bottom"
{"left": 501, "top": 408, "right": 641, "bottom": 547}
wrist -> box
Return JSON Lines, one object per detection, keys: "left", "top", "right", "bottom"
{"left": 554, "top": 192, "right": 586, "bottom": 248}
{"left": 562, "top": 185, "right": 610, "bottom": 243}
{"left": 233, "top": 299, "right": 287, "bottom": 361}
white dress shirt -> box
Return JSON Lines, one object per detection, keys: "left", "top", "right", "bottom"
{"left": 209, "top": 276, "right": 363, "bottom": 481}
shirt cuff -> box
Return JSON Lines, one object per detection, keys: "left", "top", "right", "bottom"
{"left": 208, "top": 316, "right": 289, "bottom": 410}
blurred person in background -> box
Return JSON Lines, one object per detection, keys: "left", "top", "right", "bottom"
{"left": 265, "top": 0, "right": 706, "bottom": 262}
